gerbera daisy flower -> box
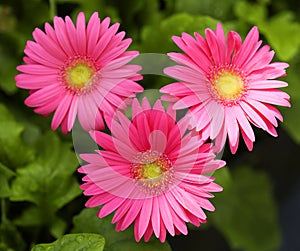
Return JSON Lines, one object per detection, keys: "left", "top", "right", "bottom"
{"left": 161, "top": 24, "right": 290, "bottom": 153}
{"left": 79, "top": 97, "right": 225, "bottom": 242}
{"left": 15, "top": 12, "right": 143, "bottom": 133}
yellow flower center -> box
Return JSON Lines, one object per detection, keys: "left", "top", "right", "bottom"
{"left": 131, "top": 150, "right": 174, "bottom": 195}
{"left": 212, "top": 70, "right": 245, "bottom": 101}
{"left": 142, "top": 162, "right": 163, "bottom": 179}
{"left": 66, "top": 63, "right": 95, "bottom": 90}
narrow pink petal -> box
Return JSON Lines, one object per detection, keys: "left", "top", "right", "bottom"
{"left": 143, "top": 223, "right": 154, "bottom": 242}
{"left": 233, "top": 26, "right": 260, "bottom": 67}
{"left": 246, "top": 98, "right": 278, "bottom": 127}
{"left": 167, "top": 204, "right": 188, "bottom": 235}
{"left": 93, "top": 23, "right": 120, "bottom": 60}
{"left": 98, "top": 197, "right": 126, "bottom": 218}
{"left": 67, "top": 95, "right": 78, "bottom": 131}
{"left": 103, "top": 51, "right": 139, "bottom": 71}
{"left": 164, "top": 192, "right": 189, "bottom": 222}
{"left": 159, "top": 219, "right": 167, "bottom": 242}
{"left": 16, "top": 74, "right": 59, "bottom": 89}
{"left": 164, "top": 65, "right": 207, "bottom": 84}
{"left": 151, "top": 196, "right": 161, "bottom": 238}
{"left": 243, "top": 45, "right": 274, "bottom": 73}
{"left": 206, "top": 101, "right": 224, "bottom": 139}
{"left": 173, "top": 35, "right": 210, "bottom": 74}
{"left": 77, "top": 96, "right": 99, "bottom": 131}
{"left": 65, "top": 16, "right": 78, "bottom": 53}
{"left": 167, "top": 52, "right": 203, "bottom": 73}
{"left": 240, "top": 126, "right": 254, "bottom": 151}
{"left": 233, "top": 105, "right": 255, "bottom": 141}
{"left": 25, "top": 85, "right": 62, "bottom": 106}
{"left": 138, "top": 199, "right": 153, "bottom": 239}
{"left": 112, "top": 199, "right": 134, "bottom": 224}
{"left": 249, "top": 80, "right": 288, "bottom": 89}
{"left": 213, "top": 120, "right": 227, "bottom": 153}
{"left": 226, "top": 31, "right": 242, "bottom": 62}
{"left": 32, "top": 28, "right": 66, "bottom": 61}
{"left": 173, "top": 95, "right": 202, "bottom": 109}
{"left": 90, "top": 131, "right": 116, "bottom": 152}
{"left": 205, "top": 28, "right": 221, "bottom": 65}
{"left": 53, "top": 16, "right": 74, "bottom": 56}
{"left": 158, "top": 196, "right": 175, "bottom": 236}
{"left": 33, "top": 93, "right": 64, "bottom": 115}
{"left": 248, "top": 89, "right": 290, "bottom": 107}
{"left": 16, "top": 65, "right": 57, "bottom": 75}
{"left": 100, "top": 39, "right": 133, "bottom": 66}
{"left": 240, "top": 101, "right": 268, "bottom": 131}
{"left": 76, "top": 12, "right": 87, "bottom": 55}
{"left": 87, "top": 13, "right": 100, "bottom": 55}
{"left": 119, "top": 199, "right": 143, "bottom": 231}
{"left": 171, "top": 188, "right": 206, "bottom": 219}
{"left": 224, "top": 106, "right": 239, "bottom": 152}
{"left": 214, "top": 23, "right": 227, "bottom": 64}
{"left": 51, "top": 93, "right": 73, "bottom": 130}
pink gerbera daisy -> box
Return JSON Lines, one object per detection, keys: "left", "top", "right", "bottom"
{"left": 15, "top": 12, "right": 143, "bottom": 133}
{"left": 79, "top": 97, "right": 225, "bottom": 242}
{"left": 161, "top": 24, "right": 290, "bottom": 153}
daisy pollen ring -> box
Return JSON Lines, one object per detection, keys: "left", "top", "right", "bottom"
{"left": 60, "top": 56, "right": 98, "bottom": 94}
{"left": 131, "top": 150, "right": 174, "bottom": 195}
{"left": 15, "top": 12, "right": 143, "bottom": 133}
{"left": 162, "top": 23, "right": 290, "bottom": 154}
{"left": 208, "top": 65, "right": 248, "bottom": 105}
{"left": 79, "top": 97, "right": 225, "bottom": 242}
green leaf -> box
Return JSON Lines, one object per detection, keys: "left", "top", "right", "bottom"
{"left": 0, "top": 163, "right": 15, "bottom": 198}
{"left": 10, "top": 131, "right": 81, "bottom": 212}
{"left": 234, "top": 1, "right": 266, "bottom": 25}
{"left": 0, "top": 221, "right": 26, "bottom": 251}
{"left": 282, "top": 100, "right": 300, "bottom": 144}
{"left": 211, "top": 166, "right": 281, "bottom": 251}
{"left": 0, "top": 104, "right": 35, "bottom": 169}
{"left": 260, "top": 12, "right": 300, "bottom": 61}
{"left": 174, "top": 0, "right": 237, "bottom": 20}
{"left": 72, "top": 207, "right": 171, "bottom": 251}
{"left": 140, "top": 13, "right": 220, "bottom": 53}
{"left": 0, "top": 33, "right": 19, "bottom": 95}
{"left": 13, "top": 205, "right": 67, "bottom": 239}
{"left": 0, "top": 103, "right": 14, "bottom": 122}
{"left": 31, "top": 233, "right": 105, "bottom": 251}
{"left": 212, "top": 166, "right": 231, "bottom": 189}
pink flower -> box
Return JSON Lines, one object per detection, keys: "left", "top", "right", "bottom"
{"left": 79, "top": 98, "right": 225, "bottom": 242}
{"left": 16, "top": 12, "right": 143, "bottom": 133}
{"left": 161, "top": 24, "right": 290, "bottom": 154}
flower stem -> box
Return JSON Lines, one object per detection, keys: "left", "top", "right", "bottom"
{"left": 49, "top": 0, "right": 57, "bottom": 19}
{"left": 1, "top": 198, "right": 7, "bottom": 223}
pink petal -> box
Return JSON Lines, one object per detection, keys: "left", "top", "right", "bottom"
{"left": 233, "top": 105, "right": 255, "bottom": 142}
{"left": 76, "top": 12, "right": 87, "bottom": 55}
{"left": 138, "top": 199, "right": 153, "bottom": 239}
{"left": 158, "top": 195, "right": 175, "bottom": 236}
{"left": 151, "top": 196, "right": 161, "bottom": 238}
{"left": 51, "top": 93, "right": 73, "bottom": 130}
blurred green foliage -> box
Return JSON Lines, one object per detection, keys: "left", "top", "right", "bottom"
{"left": 0, "top": 0, "right": 299, "bottom": 250}
{"left": 31, "top": 233, "right": 105, "bottom": 251}
{"left": 72, "top": 207, "right": 171, "bottom": 251}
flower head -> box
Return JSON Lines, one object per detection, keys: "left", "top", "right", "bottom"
{"left": 16, "top": 12, "right": 143, "bottom": 133}
{"left": 161, "top": 24, "right": 290, "bottom": 153}
{"left": 79, "top": 97, "right": 225, "bottom": 242}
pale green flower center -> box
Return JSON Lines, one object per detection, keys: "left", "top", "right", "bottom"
{"left": 66, "top": 62, "right": 95, "bottom": 90}
{"left": 142, "top": 162, "right": 163, "bottom": 179}
{"left": 131, "top": 150, "right": 174, "bottom": 195}
{"left": 213, "top": 70, "right": 245, "bottom": 101}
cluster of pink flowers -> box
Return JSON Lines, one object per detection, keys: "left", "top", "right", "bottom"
{"left": 16, "top": 12, "right": 290, "bottom": 242}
